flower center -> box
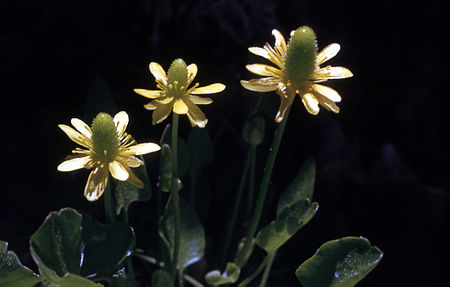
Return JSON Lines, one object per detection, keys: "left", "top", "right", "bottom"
{"left": 284, "top": 26, "right": 317, "bottom": 86}
{"left": 167, "top": 58, "right": 188, "bottom": 99}
{"left": 91, "top": 113, "right": 119, "bottom": 163}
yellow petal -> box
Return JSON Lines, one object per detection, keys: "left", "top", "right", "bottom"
{"left": 134, "top": 89, "right": 162, "bottom": 99}
{"left": 187, "top": 63, "right": 198, "bottom": 86}
{"left": 312, "top": 84, "right": 341, "bottom": 102}
{"left": 59, "top": 124, "right": 90, "bottom": 148}
{"left": 275, "top": 85, "right": 295, "bottom": 123}
{"left": 316, "top": 43, "right": 340, "bottom": 65}
{"left": 144, "top": 102, "right": 157, "bottom": 110}
{"left": 240, "top": 80, "right": 277, "bottom": 92}
{"left": 173, "top": 99, "right": 189, "bottom": 114}
{"left": 149, "top": 62, "right": 168, "bottom": 84}
{"left": 152, "top": 102, "right": 173, "bottom": 124}
{"left": 301, "top": 93, "right": 320, "bottom": 115}
{"left": 272, "top": 29, "right": 287, "bottom": 55}
{"left": 246, "top": 64, "right": 282, "bottom": 77}
{"left": 70, "top": 118, "right": 92, "bottom": 139}
{"left": 313, "top": 66, "right": 353, "bottom": 80}
{"left": 124, "top": 165, "right": 144, "bottom": 188}
{"left": 113, "top": 111, "right": 129, "bottom": 137}
{"left": 315, "top": 93, "right": 340, "bottom": 113}
{"left": 57, "top": 156, "right": 91, "bottom": 172}
{"left": 117, "top": 155, "right": 143, "bottom": 168}
{"left": 84, "top": 166, "right": 109, "bottom": 201}
{"left": 109, "top": 160, "right": 129, "bottom": 181}
{"left": 127, "top": 142, "right": 161, "bottom": 155}
{"left": 191, "top": 83, "right": 226, "bottom": 95}
{"left": 189, "top": 95, "right": 213, "bottom": 105}
{"left": 185, "top": 100, "right": 207, "bottom": 128}
{"left": 249, "top": 47, "right": 283, "bottom": 69}
{"left": 155, "top": 97, "right": 173, "bottom": 104}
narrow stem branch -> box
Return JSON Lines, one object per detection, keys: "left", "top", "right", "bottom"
{"left": 246, "top": 145, "right": 257, "bottom": 221}
{"left": 260, "top": 251, "right": 276, "bottom": 287}
{"left": 123, "top": 208, "right": 136, "bottom": 287}
{"left": 236, "top": 107, "right": 291, "bottom": 266}
{"left": 104, "top": 177, "right": 115, "bottom": 223}
{"left": 237, "top": 253, "right": 273, "bottom": 287}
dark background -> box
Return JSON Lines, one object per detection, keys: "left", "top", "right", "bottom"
{"left": 1, "top": 0, "right": 449, "bottom": 286}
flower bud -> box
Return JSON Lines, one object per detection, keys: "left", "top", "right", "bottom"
{"left": 242, "top": 116, "right": 265, "bottom": 146}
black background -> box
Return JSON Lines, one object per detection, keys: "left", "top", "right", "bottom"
{"left": 1, "top": 0, "right": 449, "bottom": 286}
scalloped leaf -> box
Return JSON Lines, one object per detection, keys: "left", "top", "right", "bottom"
{"left": 80, "top": 212, "right": 135, "bottom": 280}
{"left": 30, "top": 208, "right": 82, "bottom": 279}
{"left": 296, "top": 237, "right": 383, "bottom": 287}
{"left": 0, "top": 241, "right": 41, "bottom": 287}
{"left": 205, "top": 262, "right": 240, "bottom": 285}
{"left": 256, "top": 199, "right": 318, "bottom": 253}
{"left": 277, "top": 157, "right": 315, "bottom": 215}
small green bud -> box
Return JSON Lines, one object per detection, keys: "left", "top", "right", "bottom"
{"left": 167, "top": 58, "right": 188, "bottom": 88}
{"left": 242, "top": 116, "right": 265, "bottom": 146}
{"left": 285, "top": 26, "right": 317, "bottom": 85}
{"left": 91, "top": 112, "right": 119, "bottom": 162}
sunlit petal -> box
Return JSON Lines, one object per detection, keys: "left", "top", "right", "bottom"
{"left": 70, "top": 118, "right": 92, "bottom": 139}
{"left": 316, "top": 43, "right": 340, "bottom": 65}
{"left": 185, "top": 100, "right": 207, "bottom": 128}
{"left": 191, "top": 83, "right": 226, "bottom": 95}
{"left": 240, "top": 80, "right": 277, "bottom": 92}
{"left": 149, "top": 62, "right": 168, "bottom": 84}
{"left": 173, "top": 99, "right": 189, "bottom": 114}
{"left": 127, "top": 142, "right": 161, "bottom": 155}
{"left": 144, "top": 102, "right": 157, "bottom": 110}
{"left": 124, "top": 165, "right": 144, "bottom": 188}
{"left": 117, "top": 155, "right": 143, "bottom": 168}
{"left": 155, "top": 97, "right": 174, "bottom": 104}
{"left": 246, "top": 64, "right": 282, "bottom": 77}
{"left": 134, "top": 89, "right": 162, "bottom": 99}
{"left": 58, "top": 124, "right": 90, "bottom": 148}
{"left": 313, "top": 66, "right": 353, "bottom": 80}
{"left": 249, "top": 47, "right": 271, "bottom": 60}
{"left": 189, "top": 95, "right": 213, "bottom": 105}
{"left": 57, "top": 156, "right": 91, "bottom": 172}
{"left": 113, "top": 111, "right": 129, "bottom": 137}
{"left": 109, "top": 160, "right": 129, "bottom": 181}
{"left": 312, "top": 84, "right": 342, "bottom": 102}
{"left": 275, "top": 85, "right": 295, "bottom": 123}
{"left": 301, "top": 93, "right": 320, "bottom": 115}
{"left": 152, "top": 102, "right": 173, "bottom": 125}
{"left": 272, "top": 29, "right": 287, "bottom": 55}
{"left": 84, "top": 166, "right": 109, "bottom": 201}
{"left": 315, "top": 92, "right": 340, "bottom": 113}
{"left": 187, "top": 63, "right": 198, "bottom": 86}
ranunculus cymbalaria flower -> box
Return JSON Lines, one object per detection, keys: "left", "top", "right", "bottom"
{"left": 57, "top": 111, "right": 161, "bottom": 201}
{"left": 134, "top": 58, "right": 226, "bottom": 128}
{"left": 241, "top": 26, "right": 353, "bottom": 123}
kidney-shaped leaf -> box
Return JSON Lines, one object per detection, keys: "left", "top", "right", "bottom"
{"left": 161, "top": 199, "right": 205, "bottom": 271}
{"left": 0, "top": 241, "right": 41, "bottom": 287}
{"left": 256, "top": 199, "right": 318, "bottom": 253}
{"left": 30, "top": 208, "right": 82, "bottom": 279}
{"left": 80, "top": 212, "right": 135, "bottom": 280}
{"left": 296, "top": 237, "right": 383, "bottom": 287}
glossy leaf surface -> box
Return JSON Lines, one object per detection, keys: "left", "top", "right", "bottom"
{"left": 80, "top": 212, "right": 135, "bottom": 280}
{"left": 256, "top": 199, "right": 318, "bottom": 253}
{"left": 296, "top": 237, "right": 383, "bottom": 287}
{"left": 47, "top": 273, "right": 102, "bottom": 287}
{"left": 30, "top": 208, "right": 82, "bottom": 279}
{"left": 277, "top": 157, "right": 315, "bottom": 215}
{"left": 161, "top": 199, "right": 205, "bottom": 271}
{"left": 0, "top": 241, "right": 41, "bottom": 287}
{"left": 205, "top": 262, "right": 240, "bottom": 285}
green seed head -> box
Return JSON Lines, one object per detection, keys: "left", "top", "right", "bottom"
{"left": 91, "top": 113, "right": 119, "bottom": 162}
{"left": 284, "top": 26, "right": 317, "bottom": 85}
{"left": 167, "top": 58, "right": 188, "bottom": 88}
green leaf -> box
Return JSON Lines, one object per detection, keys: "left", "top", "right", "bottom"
{"left": 158, "top": 144, "right": 173, "bottom": 192}
{"left": 187, "top": 128, "right": 214, "bottom": 181}
{"left": 30, "top": 208, "right": 82, "bottom": 279}
{"left": 295, "top": 237, "right": 383, "bottom": 287}
{"left": 160, "top": 126, "right": 190, "bottom": 178}
{"left": 152, "top": 269, "right": 173, "bottom": 287}
{"left": 80, "top": 212, "right": 135, "bottom": 280}
{"left": 277, "top": 157, "right": 315, "bottom": 215}
{"left": 47, "top": 273, "right": 103, "bottom": 287}
{"left": 205, "top": 262, "right": 240, "bottom": 285}
{"left": 0, "top": 241, "right": 42, "bottom": 287}
{"left": 256, "top": 199, "right": 318, "bottom": 253}
{"left": 115, "top": 156, "right": 152, "bottom": 215}
{"left": 161, "top": 199, "right": 205, "bottom": 271}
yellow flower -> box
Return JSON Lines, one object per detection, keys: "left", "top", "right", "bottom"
{"left": 134, "top": 58, "right": 226, "bottom": 128}
{"left": 57, "top": 111, "right": 161, "bottom": 201}
{"left": 241, "top": 26, "right": 353, "bottom": 123}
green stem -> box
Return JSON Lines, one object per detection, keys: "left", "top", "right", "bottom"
{"left": 237, "top": 253, "right": 273, "bottom": 287}
{"left": 236, "top": 107, "right": 291, "bottom": 266}
{"left": 123, "top": 208, "right": 136, "bottom": 287}
{"left": 104, "top": 177, "right": 115, "bottom": 223}
{"left": 246, "top": 145, "right": 257, "bottom": 221}
{"left": 217, "top": 146, "right": 253, "bottom": 266}
{"left": 260, "top": 252, "right": 276, "bottom": 287}
{"left": 170, "top": 113, "right": 182, "bottom": 285}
